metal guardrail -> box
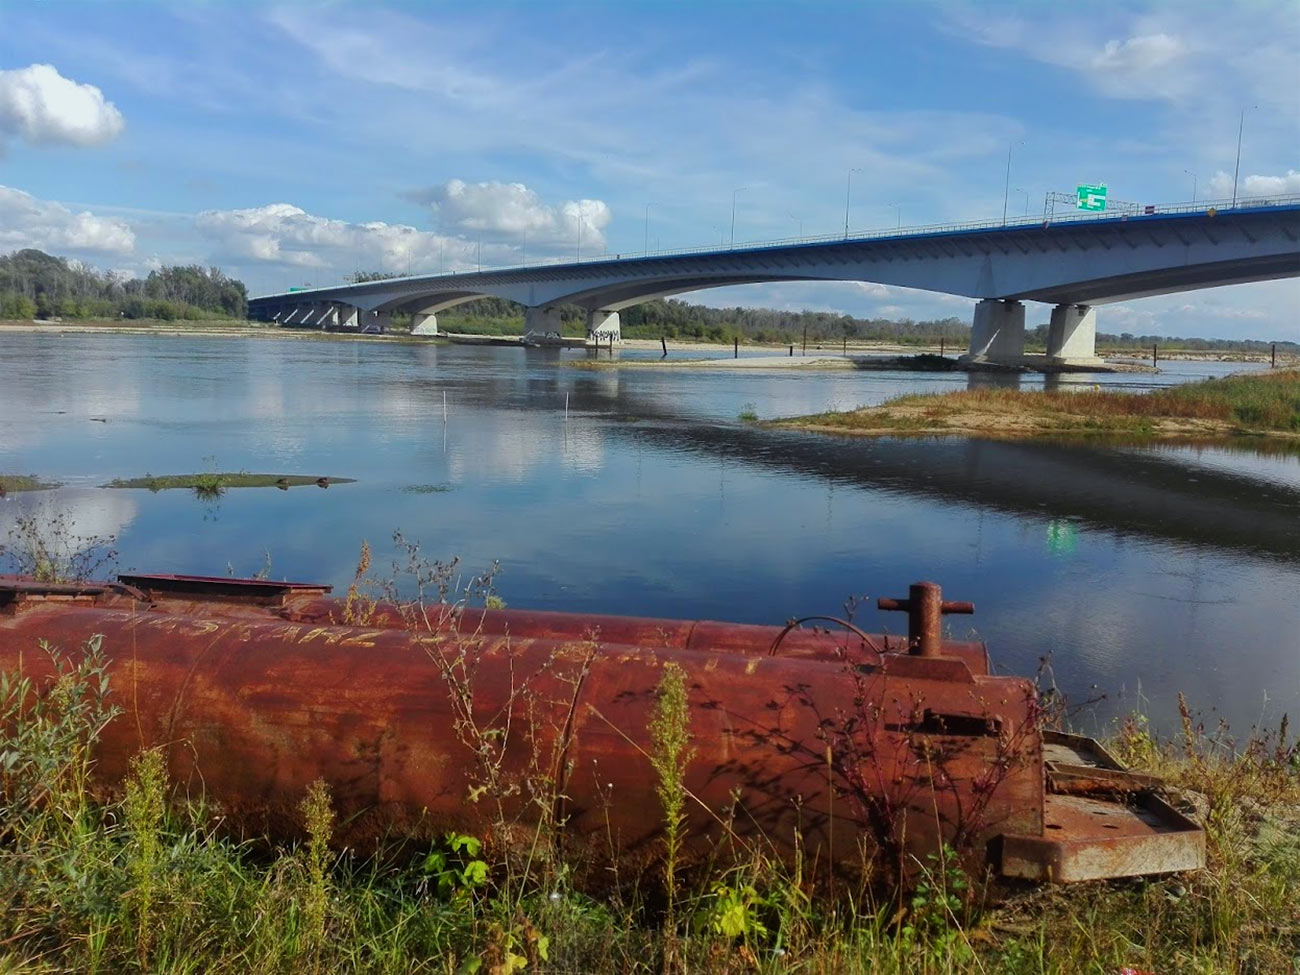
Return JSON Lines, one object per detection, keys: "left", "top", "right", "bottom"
{"left": 258, "top": 195, "right": 1300, "bottom": 299}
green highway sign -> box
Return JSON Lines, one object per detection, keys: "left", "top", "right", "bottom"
{"left": 1076, "top": 184, "right": 1108, "bottom": 211}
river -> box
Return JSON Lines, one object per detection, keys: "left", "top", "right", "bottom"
{"left": 1, "top": 331, "right": 1297, "bottom": 736}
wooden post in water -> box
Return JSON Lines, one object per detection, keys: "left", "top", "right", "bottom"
{"left": 789, "top": 345, "right": 794, "bottom": 357}
{"left": 661, "top": 336, "right": 668, "bottom": 358}
{"left": 734, "top": 337, "right": 738, "bottom": 359}
{"left": 1272, "top": 342, "right": 1277, "bottom": 368}
{"left": 940, "top": 337, "right": 945, "bottom": 357}
{"left": 1153, "top": 343, "right": 1158, "bottom": 366}
{"left": 802, "top": 324, "right": 808, "bottom": 355}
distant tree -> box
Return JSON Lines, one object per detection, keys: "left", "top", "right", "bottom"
{"left": 0, "top": 249, "right": 250, "bottom": 321}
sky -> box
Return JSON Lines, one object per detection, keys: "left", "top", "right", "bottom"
{"left": 0, "top": 0, "right": 1297, "bottom": 339}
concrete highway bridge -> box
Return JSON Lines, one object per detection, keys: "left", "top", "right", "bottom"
{"left": 249, "top": 197, "right": 1300, "bottom": 367}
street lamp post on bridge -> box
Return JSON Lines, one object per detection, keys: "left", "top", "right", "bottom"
{"left": 730, "top": 187, "right": 747, "bottom": 248}
{"left": 1232, "top": 106, "right": 1257, "bottom": 208}
{"left": 1002, "top": 140, "right": 1024, "bottom": 226}
{"left": 844, "top": 167, "right": 863, "bottom": 238}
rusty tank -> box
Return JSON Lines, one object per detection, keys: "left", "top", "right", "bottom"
{"left": 0, "top": 573, "right": 1203, "bottom": 884}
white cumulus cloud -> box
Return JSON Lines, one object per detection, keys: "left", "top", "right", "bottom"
{"left": 409, "top": 179, "right": 611, "bottom": 250}
{"left": 0, "top": 64, "right": 124, "bottom": 149}
{"left": 0, "top": 184, "right": 135, "bottom": 255}
{"left": 194, "top": 202, "right": 495, "bottom": 274}
{"left": 1206, "top": 169, "right": 1300, "bottom": 200}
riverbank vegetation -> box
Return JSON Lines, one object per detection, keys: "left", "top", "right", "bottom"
{"left": 0, "top": 249, "right": 247, "bottom": 321}
{"left": 776, "top": 367, "right": 1300, "bottom": 441}
{"left": 0, "top": 635, "right": 1295, "bottom": 973}
{"left": 0, "top": 474, "right": 61, "bottom": 494}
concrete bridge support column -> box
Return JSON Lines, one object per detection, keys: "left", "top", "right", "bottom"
{"left": 585, "top": 309, "right": 621, "bottom": 345}
{"left": 337, "top": 305, "right": 359, "bottom": 329}
{"left": 411, "top": 312, "right": 439, "bottom": 335}
{"left": 1046, "top": 304, "right": 1102, "bottom": 365}
{"left": 962, "top": 299, "right": 1025, "bottom": 365}
{"left": 524, "top": 305, "right": 564, "bottom": 338}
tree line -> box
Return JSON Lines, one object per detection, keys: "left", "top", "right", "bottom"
{"left": 432, "top": 295, "right": 971, "bottom": 346}
{"left": 436, "top": 296, "right": 1297, "bottom": 353}
{"left": 0, "top": 249, "right": 247, "bottom": 321}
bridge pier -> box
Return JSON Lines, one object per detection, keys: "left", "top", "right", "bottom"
{"left": 585, "top": 309, "right": 621, "bottom": 345}
{"left": 337, "top": 304, "right": 359, "bottom": 329}
{"left": 962, "top": 299, "right": 1025, "bottom": 366}
{"left": 411, "top": 312, "right": 438, "bottom": 335}
{"left": 524, "top": 305, "right": 564, "bottom": 339}
{"left": 359, "top": 310, "right": 390, "bottom": 334}
{"left": 1045, "top": 304, "right": 1103, "bottom": 365}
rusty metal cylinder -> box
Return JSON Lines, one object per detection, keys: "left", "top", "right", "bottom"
{"left": 0, "top": 576, "right": 1039, "bottom": 881}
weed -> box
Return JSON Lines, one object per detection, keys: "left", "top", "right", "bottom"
{"left": 422, "top": 831, "right": 490, "bottom": 901}
{"left": 123, "top": 748, "right": 167, "bottom": 966}
{"left": 0, "top": 511, "right": 117, "bottom": 582}
{"left": 650, "top": 663, "right": 693, "bottom": 938}
{"left": 300, "top": 778, "right": 334, "bottom": 961}
{"left": 737, "top": 403, "right": 758, "bottom": 422}
{"left": 191, "top": 471, "right": 225, "bottom": 500}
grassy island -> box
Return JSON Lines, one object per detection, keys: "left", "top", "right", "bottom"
{"left": 774, "top": 368, "right": 1300, "bottom": 441}
{"left": 104, "top": 473, "right": 355, "bottom": 494}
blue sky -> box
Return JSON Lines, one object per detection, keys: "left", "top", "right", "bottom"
{"left": 1, "top": 0, "right": 1297, "bottom": 338}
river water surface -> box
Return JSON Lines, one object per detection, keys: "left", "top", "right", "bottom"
{"left": 1, "top": 332, "right": 1297, "bottom": 735}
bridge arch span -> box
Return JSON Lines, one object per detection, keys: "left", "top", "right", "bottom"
{"left": 249, "top": 201, "right": 1300, "bottom": 357}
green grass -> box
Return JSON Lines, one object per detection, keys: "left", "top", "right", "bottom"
{"left": 2, "top": 637, "right": 1297, "bottom": 973}
{"left": 104, "top": 473, "right": 356, "bottom": 492}
{"left": 0, "top": 473, "right": 60, "bottom": 493}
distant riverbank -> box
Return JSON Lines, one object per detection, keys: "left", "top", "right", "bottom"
{"left": 771, "top": 368, "right": 1300, "bottom": 442}
{"left": 2, "top": 319, "right": 1293, "bottom": 371}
